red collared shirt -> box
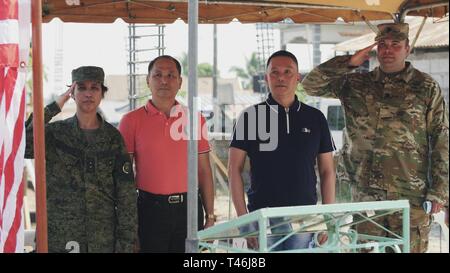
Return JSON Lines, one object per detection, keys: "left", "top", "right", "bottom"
{"left": 119, "top": 100, "right": 210, "bottom": 194}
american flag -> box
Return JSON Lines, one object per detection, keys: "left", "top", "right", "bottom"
{"left": 0, "top": 0, "right": 30, "bottom": 253}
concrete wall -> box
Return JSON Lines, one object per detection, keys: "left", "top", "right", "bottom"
{"left": 104, "top": 74, "right": 147, "bottom": 101}
{"left": 409, "top": 50, "right": 449, "bottom": 103}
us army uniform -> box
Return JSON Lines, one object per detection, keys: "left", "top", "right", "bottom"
{"left": 25, "top": 68, "right": 137, "bottom": 253}
{"left": 302, "top": 23, "right": 449, "bottom": 252}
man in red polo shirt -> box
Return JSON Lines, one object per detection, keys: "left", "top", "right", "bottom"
{"left": 118, "top": 55, "right": 215, "bottom": 253}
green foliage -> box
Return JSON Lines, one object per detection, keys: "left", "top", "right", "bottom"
{"left": 296, "top": 83, "right": 308, "bottom": 103}
{"left": 177, "top": 89, "right": 187, "bottom": 98}
{"left": 229, "top": 52, "right": 261, "bottom": 90}
{"left": 179, "top": 52, "right": 218, "bottom": 77}
{"left": 197, "top": 63, "right": 214, "bottom": 77}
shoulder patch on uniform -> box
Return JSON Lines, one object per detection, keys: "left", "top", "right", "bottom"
{"left": 122, "top": 162, "right": 132, "bottom": 174}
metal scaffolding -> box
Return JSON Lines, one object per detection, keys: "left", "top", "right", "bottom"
{"left": 127, "top": 24, "right": 165, "bottom": 110}
{"left": 256, "top": 23, "right": 274, "bottom": 94}
{"left": 255, "top": 23, "right": 275, "bottom": 94}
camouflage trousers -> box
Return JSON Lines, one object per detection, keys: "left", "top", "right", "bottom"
{"left": 350, "top": 186, "right": 431, "bottom": 253}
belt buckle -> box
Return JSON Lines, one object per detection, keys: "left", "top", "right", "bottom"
{"left": 168, "top": 195, "right": 183, "bottom": 204}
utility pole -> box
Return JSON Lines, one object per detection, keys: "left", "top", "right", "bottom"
{"left": 212, "top": 24, "right": 221, "bottom": 132}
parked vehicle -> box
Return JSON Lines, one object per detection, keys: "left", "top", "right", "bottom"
{"left": 305, "top": 96, "right": 345, "bottom": 151}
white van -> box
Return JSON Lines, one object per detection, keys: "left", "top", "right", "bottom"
{"left": 305, "top": 96, "right": 344, "bottom": 151}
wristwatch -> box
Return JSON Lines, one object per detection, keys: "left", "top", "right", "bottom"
{"left": 205, "top": 214, "right": 216, "bottom": 221}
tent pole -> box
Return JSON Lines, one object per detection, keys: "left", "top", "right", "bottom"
{"left": 31, "top": 0, "right": 48, "bottom": 253}
{"left": 410, "top": 16, "right": 427, "bottom": 51}
{"left": 213, "top": 24, "right": 219, "bottom": 133}
{"left": 186, "top": 0, "right": 199, "bottom": 253}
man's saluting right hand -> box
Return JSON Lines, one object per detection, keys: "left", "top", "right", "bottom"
{"left": 349, "top": 43, "right": 377, "bottom": 67}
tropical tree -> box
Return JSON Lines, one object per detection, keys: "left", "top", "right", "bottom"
{"left": 178, "top": 52, "right": 217, "bottom": 77}
{"left": 197, "top": 63, "right": 214, "bottom": 77}
{"left": 229, "top": 52, "right": 260, "bottom": 90}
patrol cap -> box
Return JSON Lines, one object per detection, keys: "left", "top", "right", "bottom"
{"left": 71, "top": 66, "right": 105, "bottom": 84}
{"left": 375, "top": 23, "right": 409, "bottom": 41}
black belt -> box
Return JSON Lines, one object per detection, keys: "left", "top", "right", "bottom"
{"left": 138, "top": 190, "right": 187, "bottom": 204}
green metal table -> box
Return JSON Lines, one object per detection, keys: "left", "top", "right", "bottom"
{"left": 198, "top": 200, "right": 410, "bottom": 253}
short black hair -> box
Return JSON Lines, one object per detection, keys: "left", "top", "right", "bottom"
{"left": 266, "top": 50, "right": 298, "bottom": 69}
{"left": 147, "top": 55, "right": 182, "bottom": 75}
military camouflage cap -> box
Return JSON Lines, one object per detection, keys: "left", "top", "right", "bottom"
{"left": 375, "top": 23, "right": 409, "bottom": 41}
{"left": 71, "top": 66, "right": 105, "bottom": 84}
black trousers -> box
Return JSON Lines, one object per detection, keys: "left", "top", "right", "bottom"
{"left": 137, "top": 190, "right": 204, "bottom": 253}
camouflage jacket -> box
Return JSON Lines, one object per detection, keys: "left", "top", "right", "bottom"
{"left": 25, "top": 102, "right": 137, "bottom": 253}
{"left": 302, "top": 56, "right": 449, "bottom": 207}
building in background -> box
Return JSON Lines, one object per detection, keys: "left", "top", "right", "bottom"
{"left": 334, "top": 17, "right": 449, "bottom": 103}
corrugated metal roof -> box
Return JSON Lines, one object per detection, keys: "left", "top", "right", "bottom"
{"left": 334, "top": 17, "right": 449, "bottom": 52}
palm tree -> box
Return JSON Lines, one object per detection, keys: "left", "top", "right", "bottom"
{"left": 197, "top": 63, "right": 214, "bottom": 77}
{"left": 178, "top": 52, "right": 217, "bottom": 77}
{"left": 229, "top": 52, "right": 260, "bottom": 90}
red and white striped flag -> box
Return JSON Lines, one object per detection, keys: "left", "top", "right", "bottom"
{"left": 0, "top": 0, "right": 31, "bottom": 253}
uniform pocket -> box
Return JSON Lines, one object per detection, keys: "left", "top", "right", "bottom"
{"left": 97, "top": 156, "right": 116, "bottom": 200}
{"left": 55, "top": 147, "right": 80, "bottom": 169}
{"left": 400, "top": 94, "right": 426, "bottom": 132}
{"left": 53, "top": 148, "right": 82, "bottom": 191}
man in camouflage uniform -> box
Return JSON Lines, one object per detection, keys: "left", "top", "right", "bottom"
{"left": 302, "top": 23, "right": 449, "bottom": 252}
{"left": 25, "top": 66, "right": 137, "bottom": 253}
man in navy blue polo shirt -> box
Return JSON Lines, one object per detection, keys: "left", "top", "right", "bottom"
{"left": 228, "top": 50, "right": 336, "bottom": 251}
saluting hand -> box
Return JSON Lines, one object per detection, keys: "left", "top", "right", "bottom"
{"left": 349, "top": 43, "right": 377, "bottom": 67}
{"left": 56, "top": 82, "right": 76, "bottom": 110}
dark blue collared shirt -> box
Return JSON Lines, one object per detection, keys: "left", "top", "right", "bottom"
{"left": 230, "top": 94, "right": 335, "bottom": 211}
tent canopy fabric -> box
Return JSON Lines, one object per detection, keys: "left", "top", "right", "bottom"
{"left": 334, "top": 16, "right": 449, "bottom": 52}
{"left": 42, "top": 0, "right": 448, "bottom": 24}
